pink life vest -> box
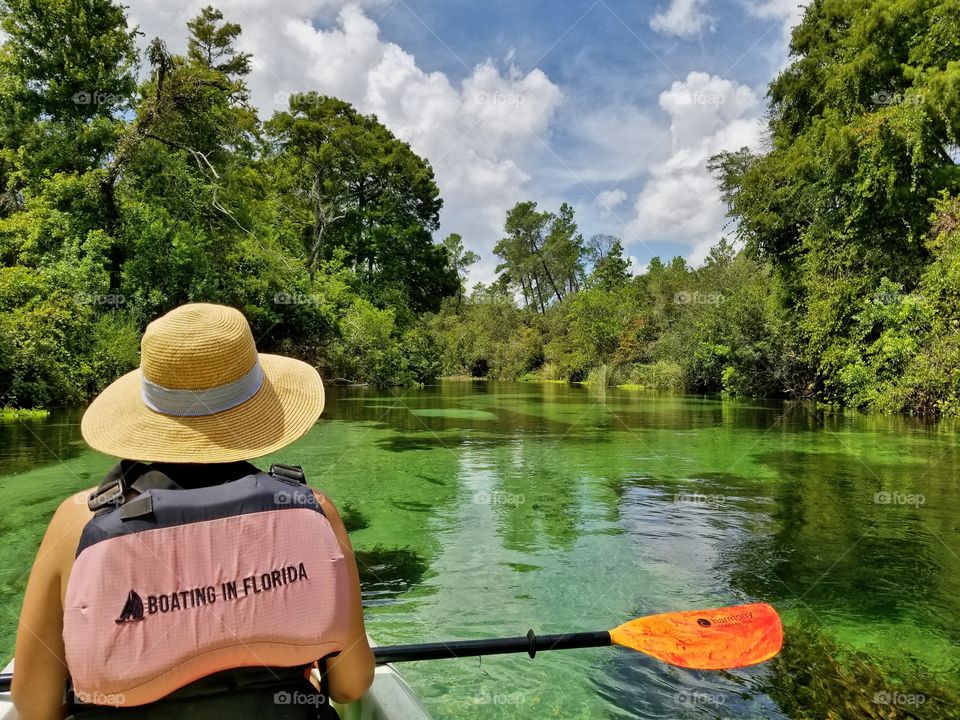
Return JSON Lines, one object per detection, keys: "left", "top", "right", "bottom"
{"left": 62, "top": 462, "right": 351, "bottom": 708}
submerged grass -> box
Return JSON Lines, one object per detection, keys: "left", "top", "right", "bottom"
{"left": 768, "top": 620, "right": 959, "bottom": 719}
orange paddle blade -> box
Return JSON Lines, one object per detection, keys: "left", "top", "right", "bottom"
{"left": 608, "top": 602, "right": 782, "bottom": 669}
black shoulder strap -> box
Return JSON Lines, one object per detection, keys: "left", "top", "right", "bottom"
{"left": 88, "top": 461, "right": 306, "bottom": 513}
{"left": 87, "top": 460, "right": 183, "bottom": 513}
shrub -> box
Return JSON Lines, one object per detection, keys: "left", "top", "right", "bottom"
{"left": 625, "top": 362, "right": 685, "bottom": 391}
{"left": 586, "top": 363, "right": 626, "bottom": 387}
{"left": 400, "top": 325, "right": 443, "bottom": 384}
{"left": 490, "top": 325, "right": 544, "bottom": 379}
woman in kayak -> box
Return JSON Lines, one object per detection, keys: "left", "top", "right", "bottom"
{"left": 12, "top": 303, "right": 374, "bottom": 719}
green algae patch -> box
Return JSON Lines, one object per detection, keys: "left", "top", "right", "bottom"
{"left": 408, "top": 408, "right": 498, "bottom": 421}
{"left": 0, "top": 408, "right": 50, "bottom": 421}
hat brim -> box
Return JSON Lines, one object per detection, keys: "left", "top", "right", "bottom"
{"left": 81, "top": 354, "right": 325, "bottom": 463}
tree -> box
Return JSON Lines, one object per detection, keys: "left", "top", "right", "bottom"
{"left": 544, "top": 202, "right": 585, "bottom": 293}
{"left": 0, "top": 0, "right": 137, "bottom": 124}
{"left": 187, "top": 6, "right": 252, "bottom": 79}
{"left": 0, "top": 0, "right": 138, "bottom": 187}
{"left": 494, "top": 201, "right": 587, "bottom": 311}
{"left": 103, "top": 7, "right": 260, "bottom": 304}
{"left": 0, "top": 1, "right": 467, "bottom": 405}
{"left": 266, "top": 94, "right": 456, "bottom": 313}
{"left": 495, "top": 201, "right": 553, "bottom": 310}
{"left": 441, "top": 233, "right": 479, "bottom": 304}
{"left": 586, "top": 233, "right": 617, "bottom": 262}
{"left": 711, "top": 0, "right": 960, "bottom": 399}
{"left": 589, "top": 238, "right": 631, "bottom": 290}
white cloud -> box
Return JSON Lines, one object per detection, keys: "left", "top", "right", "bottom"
{"left": 625, "top": 71, "right": 762, "bottom": 265}
{"left": 743, "top": 0, "right": 812, "bottom": 67}
{"left": 597, "top": 189, "right": 628, "bottom": 211}
{"left": 627, "top": 256, "right": 645, "bottom": 275}
{"left": 744, "top": 0, "right": 808, "bottom": 25}
{"left": 123, "top": 1, "right": 562, "bottom": 285}
{"left": 650, "top": 0, "right": 715, "bottom": 37}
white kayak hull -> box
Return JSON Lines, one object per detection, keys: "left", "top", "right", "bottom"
{"left": 333, "top": 663, "right": 431, "bottom": 720}
{"left": 0, "top": 657, "right": 432, "bottom": 720}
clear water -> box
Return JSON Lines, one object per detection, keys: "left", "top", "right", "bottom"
{"left": 2, "top": 381, "right": 959, "bottom": 718}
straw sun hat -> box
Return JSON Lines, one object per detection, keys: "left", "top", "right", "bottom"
{"left": 81, "top": 303, "right": 325, "bottom": 463}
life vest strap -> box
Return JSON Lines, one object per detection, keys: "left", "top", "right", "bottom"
{"left": 88, "top": 461, "right": 185, "bottom": 513}
{"left": 89, "top": 462, "right": 307, "bottom": 513}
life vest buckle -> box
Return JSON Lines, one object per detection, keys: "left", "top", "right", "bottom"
{"left": 270, "top": 463, "right": 306, "bottom": 485}
{"left": 87, "top": 478, "right": 125, "bottom": 511}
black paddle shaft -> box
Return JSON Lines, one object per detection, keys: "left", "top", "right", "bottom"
{"left": 373, "top": 629, "right": 612, "bottom": 664}
{"left": 0, "top": 630, "right": 612, "bottom": 691}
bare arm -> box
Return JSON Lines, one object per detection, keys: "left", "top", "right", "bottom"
{"left": 314, "top": 492, "right": 375, "bottom": 703}
{"left": 12, "top": 491, "right": 92, "bottom": 720}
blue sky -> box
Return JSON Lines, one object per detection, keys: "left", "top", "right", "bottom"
{"left": 370, "top": 1, "right": 783, "bottom": 92}
{"left": 127, "top": 0, "right": 807, "bottom": 282}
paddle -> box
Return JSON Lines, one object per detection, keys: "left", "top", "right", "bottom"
{"left": 373, "top": 603, "right": 782, "bottom": 668}
{"left": 0, "top": 603, "right": 782, "bottom": 693}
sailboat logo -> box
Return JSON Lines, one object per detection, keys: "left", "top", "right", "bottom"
{"left": 115, "top": 590, "right": 145, "bottom": 623}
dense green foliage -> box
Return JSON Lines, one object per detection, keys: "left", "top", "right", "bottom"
{"left": 431, "top": 0, "right": 960, "bottom": 416}
{"left": 431, "top": 225, "right": 804, "bottom": 398}
{"left": 3, "top": 0, "right": 959, "bottom": 416}
{"left": 0, "top": 2, "right": 458, "bottom": 405}
{"left": 709, "top": 0, "right": 960, "bottom": 414}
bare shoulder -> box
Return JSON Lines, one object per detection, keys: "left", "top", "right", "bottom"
{"left": 308, "top": 489, "right": 352, "bottom": 547}
{"left": 309, "top": 488, "right": 337, "bottom": 514}
{"left": 45, "top": 488, "right": 95, "bottom": 559}
{"left": 60, "top": 487, "right": 97, "bottom": 514}
{"left": 50, "top": 487, "right": 96, "bottom": 530}
{"left": 315, "top": 493, "right": 346, "bottom": 532}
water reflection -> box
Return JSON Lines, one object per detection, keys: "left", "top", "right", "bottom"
{"left": 0, "top": 407, "right": 87, "bottom": 476}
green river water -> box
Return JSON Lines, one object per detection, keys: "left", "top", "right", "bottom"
{"left": 2, "top": 381, "right": 959, "bottom": 719}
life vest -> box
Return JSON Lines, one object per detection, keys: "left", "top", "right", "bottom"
{"left": 62, "top": 461, "right": 351, "bottom": 709}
